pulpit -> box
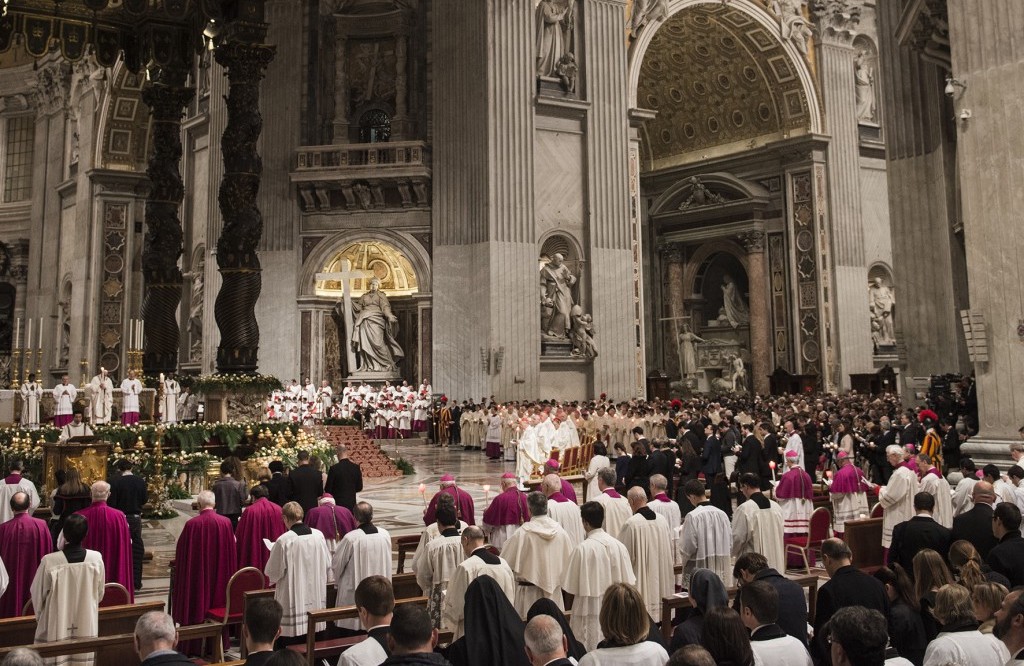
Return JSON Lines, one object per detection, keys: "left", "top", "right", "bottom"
{"left": 43, "top": 438, "right": 111, "bottom": 492}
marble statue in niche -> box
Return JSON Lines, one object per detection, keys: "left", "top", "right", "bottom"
{"left": 569, "top": 305, "right": 597, "bottom": 358}
{"left": 721, "top": 274, "right": 751, "bottom": 328}
{"left": 187, "top": 255, "right": 204, "bottom": 363}
{"left": 630, "top": 0, "right": 669, "bottom": 38}
{"left": 869, "top": 276, "right": 895, "bottom": 349}
{"left": 854, "top": 50, "right": 877, "bottom": 123}
{"left": 540, "top": 253, "right": 578, "bottom": 339}
{"left": 351, "top": 277, "right": 404, "bottom": 373}
{"left": 678, "top": 323, "right": 706, "bottom": 376}
{"left": 536, "top": 0, "right": 577, "bottom": 87}
{"left": 769, "top": 0, "right": 813, "bottom": 56}
{"left": 58, "top": 297, "right": 71, "bottom": 368}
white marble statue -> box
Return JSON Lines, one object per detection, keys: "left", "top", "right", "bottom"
{"left": 855, "top": 51, "right": 877, "bottom": 123}
{"left": 630, "top": 0, "right": 669, "bottom": 38}
{"left": 770, "top": 0, "right": 813, "bottom": 56}
{"left": 869, "top": 277, "right": 895, "bottom": 346}
{"left": 351, "top": 277, "right": 404, "bottom": 373}
{"left": 730, "top": 354, "right": 747, "bottom": 393}
{"left": 569, "top": 305, "right": 597, "bottom": 359}
{"left": 721, "top": 275, "right": 751, "bottom": 328}
{"left": 536, "top": 0, "right": 575, "bottom": 78}
{"left": 678, "top": 324, "right": 706, "bottom": 376}
{"left": 541, "top": 253, "right": 578, "bottom": 338}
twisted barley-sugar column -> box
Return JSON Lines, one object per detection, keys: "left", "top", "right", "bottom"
{"left": 213, "top": 41, "right": 277, "bottom": 373}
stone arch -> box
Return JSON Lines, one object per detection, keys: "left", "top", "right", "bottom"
{"left": 93, "top": 58, "right": 151, "bottom": 171}
{"left": 868, "top": 262, "right": 893, "bottom": 287}
{"left": 628, "top": 0, "right": 822, "bottom": 168}
{"left": 538, "top": 230, "right": 586, "bottom": 277}
{"left": 299, "top": 228, "right": 432, "bottom": 298}
{"left": 682, "top": 240, "right": 749, "bottom": 298}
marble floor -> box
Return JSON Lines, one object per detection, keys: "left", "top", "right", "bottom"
{"left": 136, "top": 441, "right": 515, "bottom": 605}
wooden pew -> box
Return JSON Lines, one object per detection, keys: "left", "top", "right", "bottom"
{"left": 287, "top": 597, "right": 428, "bottom": 666}
{"left": 844, "top": 517, "right": 884, "bottom": 571}
{"left": 0, "top": 600, "right": 165, "bottom": 649}
{"left": 396, "top": 535, "right": 421, "bottom": 573}
{"left": 660, "top": 574, "right": 820, "bottom": 645}
{"left": 0, "top": 621, "right": 227, "bottom": 665}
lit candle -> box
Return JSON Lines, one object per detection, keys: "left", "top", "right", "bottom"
{"left": 14, "top": 317, "right": 19, "bottom": 349}
{"left": 25, "top": 319, "right": 31, "bottom": 353}
{"left": 418, "top": 483, "right": 427, "bottom": 508}
{"left": 37, "top": 317, "right": 42, "bottom": 349}
{"left": 482, "top": 484, "right": 491, "bottom": 506}
{"left": 769, "top": 460, "right": 776, "bottom": 482}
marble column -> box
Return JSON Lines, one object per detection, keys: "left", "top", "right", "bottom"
{"left": 332, "top": 19, "right": 349, "bottom": 144}
{"left": 814, "top": 1, "right": 871, "bottom": 389}
{"left": 661, "top": 245, "right": 684, "bottom": 377}
{"left": 140, "top": 69, "right": 195, "bottom": 375}
{"left": 213, "top": 40, "right": 277, "bottom": 374}
{"left": 742, "top": 231, "right": 770, "bottom": 395}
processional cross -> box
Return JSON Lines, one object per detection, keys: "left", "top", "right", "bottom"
{"left": 316, "top": 259, "right": 372, "bottom": 374}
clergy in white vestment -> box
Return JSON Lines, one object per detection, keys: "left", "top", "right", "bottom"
{"left": 501, "top": 491, "right": 574, "bottom": 618}
{"left": 878, "top": 445, "right": 919, "bottom": 550}
{"left": 52, "top": 375, "right": 78, "bottom": 428}
{"left": 442, "top": 526, "right": 516, "bottom": 640}
{"left": 160, "top": 375, "right": 181, "bottom": 424}
{"left": 775, "top": 451, "right": 815, "bottom": 536}
{"left": 591, "top": 467, "right": 632, "bottom": 538}
{"left": 732, "top": 474, "right": 786, "bottom": 574}
{"left": 829, "top": 451, "right": 873, "bottom": 537}
{"left": 58, "top": 412, "right": 94, "bottom": 443}
{"left": 265, "top": 502, "right": 332, "bottom": 638}
{"left": 315, "top": 380, "right": 333, "bottom": 419}
{"left": 679, "top": 479, "right": 734, "bottom": 588}
{"left": 30, "top": 514, "right": 105, "bottom": 666}
{"left": 19, "top": 375, "right": 44, "bottom": 430}
{"left": 916, "top": 454, "right": 953, "bottom": 529}
{"left": 648, "top": 474, "right": 682, "bottom": 576}
{"left": 562, "top": 501, "right": 636, "bottom": 651}
{"left": 584, "top": 444, "right": 611, "bottom": 501}
{"left": 617, "top": 487, "right": 674, "bottom": 619}
{"left": 542, "top": 474, "right": 584, "bottom": 547}
{"left": 119, "top": 370, "right": 143, "bottom": 425}
{"left": 952, "top": 460, "right": 978, "bottom": 516}
{"left": 302, "top": 378, "right": 316, "bottom": 404}
{"left": 339, "top": 575, "right": 394, "bottom": 666}
{"left": 332, "top": 501, "right": 393, "bottom": 630}
{"left": 783, "top": 421, "right": 805, "bottom": 470}
{"left": 413, "top": 502, "right": 465, "bottom": 628}
{"left": 739, "top": 580, "right": 813, "bottom": 666}
{"left": 0, "top": 460, "right": 40, "bottom": 523}
{"left": 88, "top": 369, "right": 113, "bottom": 425}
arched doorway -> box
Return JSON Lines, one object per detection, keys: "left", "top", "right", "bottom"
{"left": 687, "top": 250, "right": 752, "bottom": 392}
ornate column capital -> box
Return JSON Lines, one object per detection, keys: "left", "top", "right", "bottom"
{"left": 32, "top": 59, "right": 72, "bottom": 117}
{"left": 812, "top": 0, "right": 862, "bottom": 44}
{"left": 740, "top": 231, "right": 766, "bottom": 253}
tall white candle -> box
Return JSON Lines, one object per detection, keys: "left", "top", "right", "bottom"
{"left": 38, "top": 317, "right": 42, "bottom": 349}
{"left": 25, "top": 319, "right": 31, "bottom": 353}
{"left": 14, "top": 317, "right": 19, "bottom": 349}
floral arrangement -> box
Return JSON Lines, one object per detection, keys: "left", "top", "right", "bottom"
{"left": 189, "top": 373, "right": 283, "bottom": 396}
{"left": 0, "top": 432, "right": 46, "bottom": 482}
{"left": 251, "top": 429, "right": 337, "bottom": 470}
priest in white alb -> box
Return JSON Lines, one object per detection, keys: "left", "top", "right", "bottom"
{"left": 19, "top": 374, "right": 43, "bottom": 430}
{"left": 52, "top": 375, "right": 78, "bottom": 428}
{"left": 618, "top": 487, "right": 674, "bottom": 619}
{"left": 58, "top": 411, "right": 94, "bottom": 443}
{"left": 88, "top": 368, "right": 113, "bottom": 425}
{"left": 120, "top": 369, "right": 143, "bottom": 425}
{"left": 878, "top": 444, "right": 919, "bottom": 554}
{"left": 160, "top": 374, "right": 180, "bottom": 424}
{"left": 732, "top": 473, "right": 786, "bottom": 573}
{"left": 775, "top": 450, "right": 814, "bottom": 536}
{"left": 562, "top": 501, "right": 636, "bottom": 651}
{"left": 591, "top": 467, "right": 632, "bottom": 538}
{"left": 679, "top": 479, "right": 733, "bottom": 588}
{"left": 916, "top": 453, "right": 953, "bottom": 529}
{"left": 501, "top": 491, "right": 574, "bottom": 617}
{"left": 649, "top": 473, "right": 682, "bottom": 575}
{"left": 413, "top": 502, "right": 465, "bottom": 628}
{"left": 829, "top": 451, "right": 873, "bottom": 538}
{"left": 542, "top": 474, "right": 584, "bottom": 547}
{"left": 30, "top": 513, "right": 104, "bottom": 666}
{"left": 332, "top": 501, "right": 392, "bottom": 630}
{"left": 0, "top": 460, "right": 40, "bottom": 523}
{"left": 442, "top": 526, "right": 516, "bottom": 640}
{"left": 265, "top": 501, "right": 332, "bottom": 639}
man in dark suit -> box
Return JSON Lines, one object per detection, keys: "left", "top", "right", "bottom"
{"left": 134, "top": 611, "right": 198, "bottom": 665}
{"left": 645, "top": 439, "right": 673, "bottom": 499}
{"left": 736, "top": 422, "right": 764, "bottom": 487}
{"left": 703, "top": 422, "right": 731, "bottom": 517}
{"left": 287, "top": 450, "right": 323, "bottom": 514}
{"left": 988, "top": 502, "right": 1024, "bottom": 587}
{"left": 109, "top": 458, "right": 148, "bottom": 591}
{"left": 524, "top": 614, "right": 574, "bottom": 666}
{"left": 813, "top": 538, "right": 888, "bottom": 663}
{"left": 241, "top": 598, "right": 282, "bottom": 666}
{"left": 324, "top": 444, "right": 364, "bottom": 511}
{"left": 265, "top": 460, "right": 289, "bottom": 506}
{"left": 888, "top": 492, "right": 952, "bottom": 575}
{"left": 952, "top": 481, "right": 998, "bottom": 558}
{"left": 733, "top": 551, "right": 808, "bottom": 646}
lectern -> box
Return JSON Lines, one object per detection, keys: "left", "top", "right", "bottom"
{"left": 43, "top": 438, "right": 111, "bottom": 492}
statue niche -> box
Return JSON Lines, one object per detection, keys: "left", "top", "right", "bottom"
{"left": 535, "top": 0, "right": 579, "bottom": 95}
{"left": 539, "top": 238, "right": 596, "bottom": 359}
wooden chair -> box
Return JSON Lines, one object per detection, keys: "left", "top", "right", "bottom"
{"left": 784, "top": 506, "right": 832, "bottom": 573}
{"left": 100, "top": 582, "right": 131, "bottom": 608}
{"left": 205, "top": 567, "right": 266, "bottom": 642}
{"left": 870, "top": 502, "right": 884, "bottom": 518}
{"left": 396, "top": 535, "right": 421, "bottom": 573}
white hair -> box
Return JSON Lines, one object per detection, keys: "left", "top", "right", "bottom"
{"left": 650, "top": 474, "right": 668, "bottom": 491}
{"left": 197, "top": 490, "right": 216, "bottom": 509}
{"left": 885, "top": 445, "right": 904, "bottom": 458}
{"left": 134, "top": 611, "right": 176, "bottom": 648}
{"left": 524, "top": 614, "right": 564, "bottom": 656}
{"left": 91, "top": 481, "right": 111, "bottom": 501}
{"left": 1, "top": 648, "right": 45, "bottom": 666}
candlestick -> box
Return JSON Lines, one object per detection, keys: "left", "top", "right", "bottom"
{"left": 35, "top": 346, "right": 41, "bottom": 378}
{"left": 22, "top": 349, "right": 31, "bottom": 384}
{"left": 14, "top": 317, "right": 19, "bottom": 350}
{"left": 80, "top": 358, "right": 89, "bottom": 388}
{"left": 37, "top": 317, "right": 42, "bottom": 349}
{"left": 10, "top": 349, "right": 20, "bottom": 390}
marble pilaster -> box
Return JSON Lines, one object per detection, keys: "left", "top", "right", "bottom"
{"left": 741, "top": 231, "right": 770, "bottom": 395}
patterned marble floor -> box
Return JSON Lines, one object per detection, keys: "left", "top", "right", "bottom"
{"left": 136, "top": 441, "right": 515, "bottom": 605}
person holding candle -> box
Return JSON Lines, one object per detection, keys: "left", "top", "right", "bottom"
{"left": 52, "top": 374, "right": 78, "bottom": 428}
{"left": 120, "top": 369, "right": 143, "bottom": 425}
{"left": 829, "top": 451, "right": 873, "bottom": 539}
{"left": 88, "top": 368, "right": 113, "bottom": 425}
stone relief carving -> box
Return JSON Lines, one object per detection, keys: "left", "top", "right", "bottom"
{"left": 540, "top": 253, "right": 578, "bottom": 339}
{"left": 630, "top": 0, "right": 669, "bottom": 38}
{"left": 33, "top": 60, "right": 72, "bottom": 116}
{"left": 769, "top": 0, "right": 814, "bottom": 56}
{"left": 868, "top": 276, "right": 895, "bottom": 350}
{"left": 677, "top": 176, "right": 725, "bottom": 210}
{"left": 854, "top": 50, "right": 877, "bottom": 123}
{"left": 351, "top": 41, "right": 397, "bottom": 106}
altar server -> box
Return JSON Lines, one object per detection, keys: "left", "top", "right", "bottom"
{"left": 19, "top": 374, "right": 43, "bottom": 430}
{"left": 413, "top": 502, "right": 464, "bottom": 628}
{"left": 679, "top": 479, "right": 733, "bottom": 588}
{"left": 332, "top": 501, "right": 392, "bottom": 630}
{"left": 592, "top": 467, "right": 632, "bottom": 539}
{"left": 120, "top": 370, "right": 143, "bottom": 425}
{"left": 543, "top": 473, "right": 585, "bottom": 547}
{"left": 52, "top": 375, "right": 78, "bottom": 428}
{"left": 618, "top": 486, "right": 673, "bottom": 619}
{"left": 265, "top": 501, "right": 332, "bottom": 639}
{"left": 732, "top": 473, "right": 786, "bottom": 574}
{"left": 442, "top": 525, "right": 516, "bottom": 640}
{"left": 501, "top": 491, "right": 574, "bottom": 616}
{"left": 0, "top": 460, "right": 40, "bottom": 523}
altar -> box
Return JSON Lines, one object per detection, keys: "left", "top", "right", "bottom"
{"left": 43, "top": 439, "right": 111, "bottom": 493}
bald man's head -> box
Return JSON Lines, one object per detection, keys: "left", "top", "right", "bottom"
{"left": 626, "top": 486, "right": 648, "bottom": 511}
{"left": 974, "top": 481, "right": 996, "bottom": 503}
{"left": 541, "top": 474, "right": 561, "bottom": 496}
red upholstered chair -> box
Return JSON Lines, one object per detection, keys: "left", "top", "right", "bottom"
{"left": 100, "top": 582, "right": 131, "bottom": 608}
{"left": 784, "top": 507, "right": 832, "bottom": 573}
{"left": 205, "top": 567, "right": 266, "bottom": 633}
{"left": 870, "top": 502, "right": 884, "bottom": 519}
